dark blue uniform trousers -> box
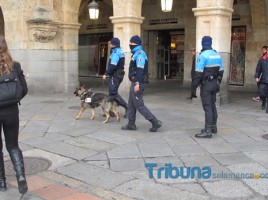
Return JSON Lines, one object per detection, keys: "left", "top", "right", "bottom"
{"left": 128, "top": 82, "right": 154, "bottom": 121}
{"left": 200, "top": 79, "right": 217, "bottom": 125}
{"left": 259, "top": 83, "right": 268, "bottom": 101}
{"left": 109, "top": 76, "right": 127, "bottom": 107}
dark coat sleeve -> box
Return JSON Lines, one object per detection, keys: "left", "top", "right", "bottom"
{"left": 254, "top": 58, "right": 262, "bottom": 78}
{"left": 13, "top": 62, "right": 28, "bottom": 98}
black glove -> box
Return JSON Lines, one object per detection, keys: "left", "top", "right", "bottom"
{"left": 216, "top": 80, "right": 220, "bottom": 93}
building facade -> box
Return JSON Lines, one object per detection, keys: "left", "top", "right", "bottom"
{"left": 0, "top": 0, "right": 267, "bottom": 103}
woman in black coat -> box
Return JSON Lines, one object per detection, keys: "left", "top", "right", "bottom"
{"left": 0, "top": 35, "right": 28, "bottom": 195}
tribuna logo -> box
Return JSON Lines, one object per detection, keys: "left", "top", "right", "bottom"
{"left": 145, "top": 163, "right": 211, "bottom": 179}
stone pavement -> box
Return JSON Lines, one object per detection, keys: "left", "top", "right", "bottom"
{"left": 1, "top": 80, "right": 268, "bottom": 200}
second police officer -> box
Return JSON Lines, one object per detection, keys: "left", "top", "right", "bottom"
{"left": 103, "top": 37, "right": 128, "bottom": 118}
{"left": 121, "top": 35, "right": 162, "bottom": 132}
{"left": 192, "top": 36, "right": 224, "bottom": 138}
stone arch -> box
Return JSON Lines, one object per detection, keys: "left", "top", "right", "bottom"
{"left": 62, "top": 0, "right": 82, "bottom": 23}
{"left": 0, "top": 7, "right": 5, "bottom": 36}
{"left": 0, "top": 7, "right": 4, "bottom": 36}
{"left": 249, "top": 0, "right": 267, "bottom": 41}
{"left": 250, "top": 0, "right": 266, "bottom": 27}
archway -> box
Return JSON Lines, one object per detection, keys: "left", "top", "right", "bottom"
{"left": 0, "top": 7, "right": 4, "bottom": 36}
{"left": 78, "top": 0, "right": 113, "bottom": 77}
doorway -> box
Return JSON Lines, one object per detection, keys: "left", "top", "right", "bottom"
{"left": 78, "top": 33, "right": 113, "bottom": 77}
{"left": 149, "top": 29, "right": 185, "bottom": 80}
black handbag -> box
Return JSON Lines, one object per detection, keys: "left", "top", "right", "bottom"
{"left": 0, "top": 68, "right": 23, "bottom": 107}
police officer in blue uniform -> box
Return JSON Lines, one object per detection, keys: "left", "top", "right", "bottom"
{"left": 192, "top": 36, "right": 224, "bottom": 138}
{"left": 103, "top": 37, "right": 128, "bottom": 117}
{"left": 121, "top": 35, "right": 162, "bottom": 132}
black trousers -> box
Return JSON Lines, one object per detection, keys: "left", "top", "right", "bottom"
{"left": 200, "top": 80, "right": 217, "bottom": 125}
{"left": 108, "top": 76, "right": 127, "bottom": 107}
{"left": 128, "top": 82, "right": 154, "bottom": 122}
{"left": 191, "top": 78, "right": 197, "bottom": 95}
{"left": 259, "top": 83, "right": 268, "bottom": 101}
{"left": 0, "top": 114, "right": 19, "bottom": 152}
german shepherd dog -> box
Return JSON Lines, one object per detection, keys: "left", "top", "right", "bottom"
{"left": 74, "top": 86, "right": 120, "bottom": 123}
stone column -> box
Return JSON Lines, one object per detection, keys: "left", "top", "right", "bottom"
{"left": 110, "top": 0, "right": 144, "bottom": 92}
{"left": 192, "top": 0, "right": 233, "bottom": 105}
{"left": 60, "top": 22, "right": 81, "bottom": 93}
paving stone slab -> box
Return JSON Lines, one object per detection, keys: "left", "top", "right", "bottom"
{"left": 19, "top": 132, "right": 45, "bottom": 141}
{"left": 122, "top": 170, "right": 151, "bottom": 180}
{"left": 145, "top": 156, "right": 184, "bottom": 169}
{"left": 92, "top": 187, "right": 134, "bottom": 200}
{"left": 113, "top": 179, "right": 210, "bottom": 200}
{"left": 242, "top": 179, "right": 268, "bottom": 196}
{"left": 57, "top": 163, "right": 133, "bottom": 190}
{"left": 41, "top": 171, "right": 95, "bottom": 192}
{"left": 137, "top": 136, "right": 175, "bottom": 157}
{"left": 199, "top": 165, "right": 233, "bottom": 182}
{"left": 202, "top": 180, "right": 253, "bottom": 198}
{"left": 220, "top": 133, "right": 255, "bottom": 143}
{"left": 211, "top": 152, "right": 255, "bottom": 166}
{"left": 199, "top": 142, "right": 239, "bottom": 154}
{"left": 47, "top": 119, "right": 76, "bottom": 133}
{"left": 22, "top": 132, "right": 71, "bottom": 147}
{"left": 38, "top": 141, "right": 98, "bottom": 160}
{"left": 107, "top": 142, "right": 142, "bottom": 159}
{"left": 244, "top": 151, "right": 268, "bottom": 168}
{"left": 65, "top": 136, "right": 117, "bottom": 152}
{"left": 86, "top": 131, "right": 136, "bottom": 145}
{"left": 180, "top": 154, "right": 220, "bottom": 167}
{"left": 227, "top": 163, "right": 268, "bottom": 196}
{"left": 25, "top": 120, "right": 52, "bottom": 127}
{"left": 20, "top": 125, "right": 49, "bottom": 135}
{"left": 23, "top": 148, "right": 75, "bottom": 170}
{"left": 230, "top": 141, "right": 268, "bottom": 152}
{"left": 31, "top": 114, "right": 55, "bottom": 120}
{"left": 60, "top": 127, "right": 95, "bottom": 137}
{"left": 163, "top": 133, "right": 197, "bottom": 146}
{"left": 86, "top": 160, "right": 110, "bottom": 169}
{"left": 84, "top": 153, "right": 108, "bottom": 161}
{"left": 173, "top": 144, "right": 208, "bottom": 156}
{"left": 110, "top": 158, "right": 145, "bottom": 172}
{"left": 171, "top": 183, "right": 207, "bottom": 195}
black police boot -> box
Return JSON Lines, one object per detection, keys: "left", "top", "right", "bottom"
{"left": 201, "top": 124, "right": 217, "bottom": 134}
{"left": 0, "top": 153, "right": 6, "bottom": 191}
{"left": 149, "top": 117, "right": 162, "bottom": 132}
{"left": 195, "top": 125, "right": 212, "bottom": 138}
{"left": 262, "top": 98, "right": 266, "bottom": 110}
{"left": 121, "top": 120, "right": 137, "bottom": 131}
{"left": 211, "top": 121, "right": 217, "bottom": 134}
{"left": 8, "top": 148, "right": 28, "bottom": 195}
{"left": 122, "top": 105, "right": 128, "bottom": 118}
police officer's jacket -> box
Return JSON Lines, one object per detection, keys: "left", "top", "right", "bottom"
{"left": 105, "top": 47, "right": 125, "bottom": 77}
{"left": 254, "top": 53, "right": 268, "bottom": 83}
{"left": 193, "top": 48, "right": 224, "bottom": 88}
{"left": 128, "top": 45, "right": 149, "bottom": 84}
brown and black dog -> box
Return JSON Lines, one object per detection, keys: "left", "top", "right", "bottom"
{"left": 74, "top": 86, "right": 120, "bottom": 123}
